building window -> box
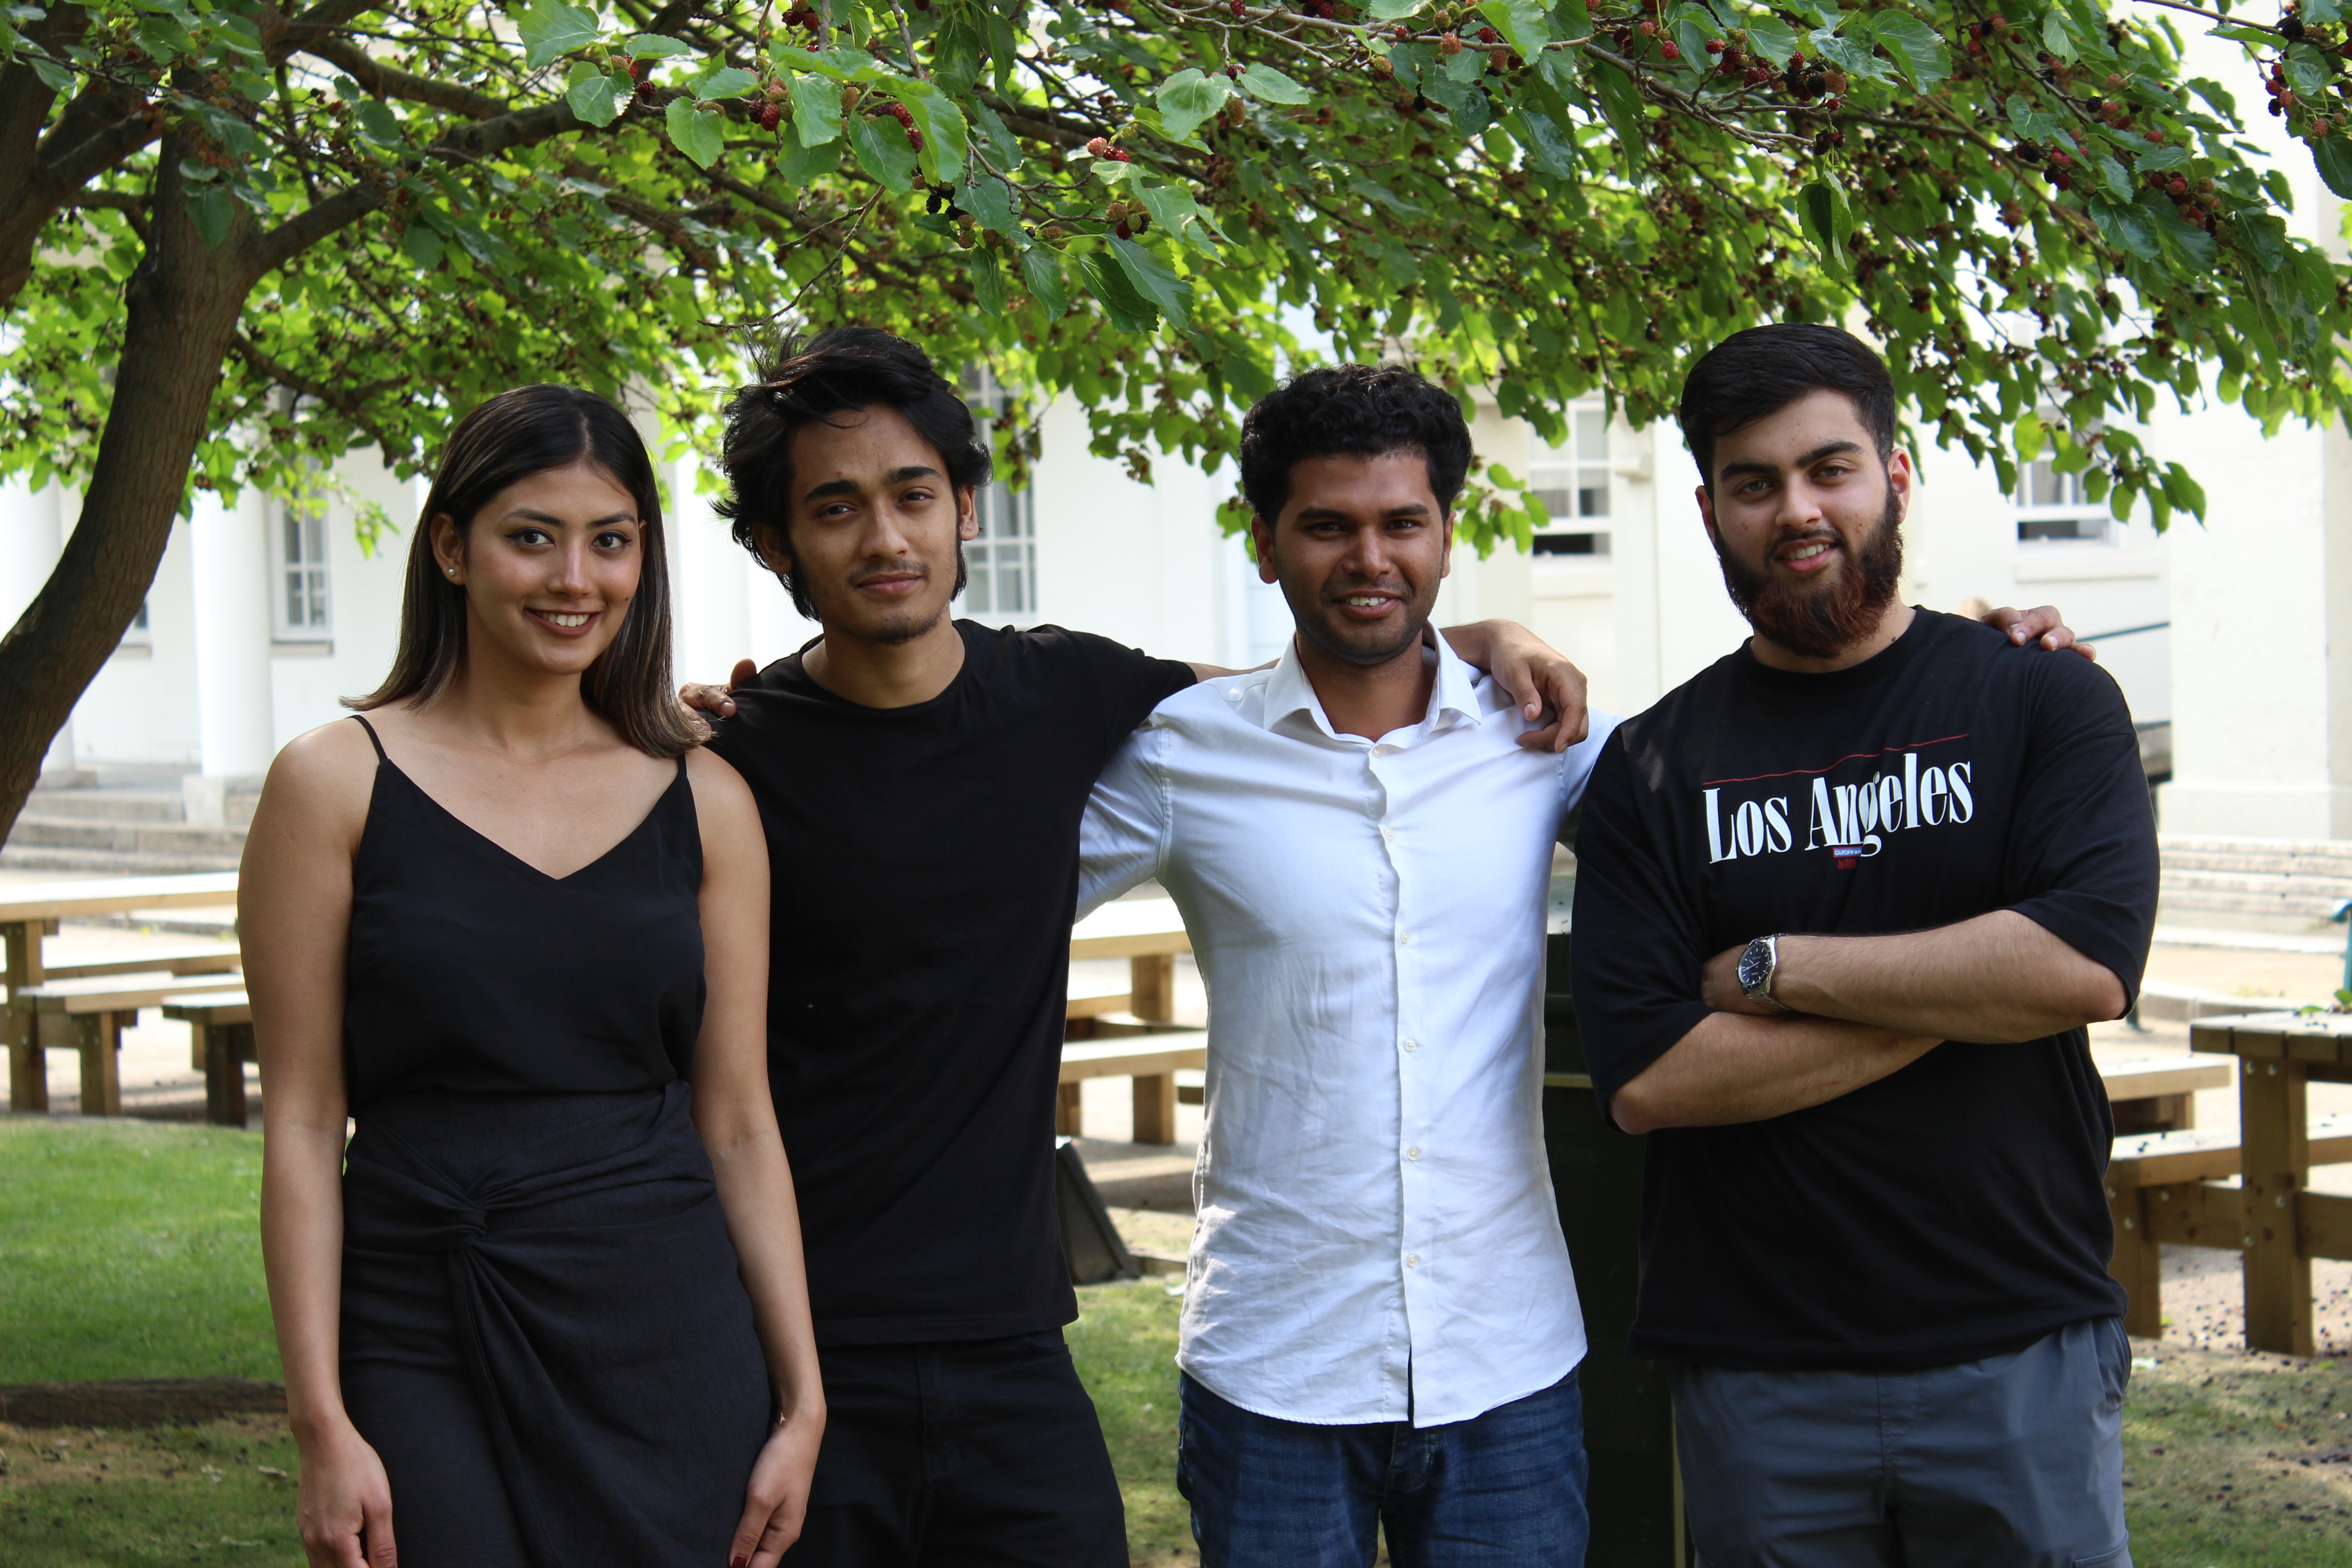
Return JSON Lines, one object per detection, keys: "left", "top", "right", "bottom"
{"left": 275, "top": 501, "right": 331, "bottom": 637}
{"left": 1529, "top": 404, "right": 1613, "bottom": 559}
{"left": 961, "top": 366, "right": 1036, "bottom": 617}
{"left": 2016, "top": 417, "right": 2111, "bottom": 544}
{"left": 120, "top": 600, "right": 150, "bottom": 646}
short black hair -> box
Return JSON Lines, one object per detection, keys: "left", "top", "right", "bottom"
{"left": 1238, "top": 363, "right": 1473, "bottom": 524}
{"left": 1676, "top": 324, "right": 1896, "bottom": 487}
{"left": 716, "top": 326, "right": 991, "bottom": 617}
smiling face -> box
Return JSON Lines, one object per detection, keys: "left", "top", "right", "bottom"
{"left": 1250, "top": 449, "right": 1453, "bottom": 669}
{"left": 432, "top": 460, "right": 643, "bottom": 679}
{"left": 756, "top": 405, "right": 978, "bottom": 647}
{"left": 1697, "top": 387, "right": 1912, "bottom": 662}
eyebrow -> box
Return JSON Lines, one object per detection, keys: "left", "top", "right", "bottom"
{"left": 500, "top": 507, "right": 638, "bottom": 526}
{"left": 1716, "top": 440, "right": 1865, "bottom": 482}
{"left": 1294, "top": 501, "right": 1433, "bottom": 521}
{"left": 802, "top": 464, "right": 943, "bottom": 503}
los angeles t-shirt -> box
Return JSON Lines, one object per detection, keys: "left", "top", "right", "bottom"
{"left": 708, "top": 621, "right": 1196, "bottom": 1345}
{"left": 1570, "top": 609, "right": 2157, "bottom": 1370}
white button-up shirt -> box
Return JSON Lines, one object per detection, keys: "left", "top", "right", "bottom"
{"left": 1079, "top": 634, "right": 1618, "bottom": 1427}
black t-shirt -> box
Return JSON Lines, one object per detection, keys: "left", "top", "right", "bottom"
{"left": 1570, "top": 610, "right": 2156, "bottom": 1371}
{"left": 707, "top": 621, "right": 1196, "bottom": 1345}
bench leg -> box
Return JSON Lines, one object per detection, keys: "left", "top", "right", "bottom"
{"left": 1130, "top": 955, "right": 1176, "bottom": 1024}
{"left": 8, "top": 1040, "right": 46, "bottom": 1112}
{"left": 1056, "top": 1081, "right": 1083, "bottom": 1138}
{"left": 2242, "top": 1057, "right": 2314, "bottom": 1357}
{"left": 1133, "top": 1073, "right": 1177, "bottom": 1145}
{"left": 74, "top": 1012, "right": 123, "bottom": 1117}
{"left": 2106, "top": 1176, "right": 2162, "bottom": 1339}
{"left": 203, "top": 1024, "right": 252, "bottom": 1129}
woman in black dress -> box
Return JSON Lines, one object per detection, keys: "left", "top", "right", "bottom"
{"left": 247, "top": 386, "right": 823, "bottom": 1568}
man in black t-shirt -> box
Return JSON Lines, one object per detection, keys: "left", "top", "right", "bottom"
{"left": 1571, "top": 325, "right": 2157, "bottom": 1567}
{"left": 685, "top": 327, "right": 1588, "bottom": 1566}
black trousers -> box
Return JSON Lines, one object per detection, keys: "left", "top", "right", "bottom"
{"left": 784, "top": 1328, "right": 1128, "bottom": 1567}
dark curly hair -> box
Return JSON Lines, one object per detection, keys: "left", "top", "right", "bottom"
{"left": 716, "top": 326, "right": 992, "bottom": 618}
{"left": 1237, "top": 363, "right": 1474, "bottom": 524}
{"left": 1676, "top": 324, "right": 1895, "bottom": 489}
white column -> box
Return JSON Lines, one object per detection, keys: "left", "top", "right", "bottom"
{"left": 187, "top": 487, "right": 275, "bottom": 820}
{"left": 0, "top": 479, "right": 83, "bottom": 778}
{"left": 668, "top": 457, "right": 755, "bottom": 685}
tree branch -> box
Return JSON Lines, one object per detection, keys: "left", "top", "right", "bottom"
{"left": 298, "top": 34, "right": 510, "bottom": 119}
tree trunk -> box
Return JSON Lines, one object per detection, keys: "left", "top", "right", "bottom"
{"left": 0, "top": 146, "right": 260, "bottom": 849}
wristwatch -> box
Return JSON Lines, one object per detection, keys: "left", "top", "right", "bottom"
{"left": 1737, "top": 934, "right": 1789, "bottom": 1012}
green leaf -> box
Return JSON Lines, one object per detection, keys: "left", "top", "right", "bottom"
{"left": 666, "top": 97, "right": 725, "bottom": 169}
{"left": 1073, "top": 248, "right": 1159, "bottom": 331}
{"left": 1809, "top": 29, "right": 1892, "bottom": 83}
{"left": 1132, "top": 178, "right": 1224, "bottom": 257}
{"left": 2014, "top": 409, "right": 2046, "bottom": 462}
{"left": 1475, "top": 0, "right": 1551, "bottom": 56}
{"left": 2234, "top": 210, "right": 2290, "bottom": 273}
{"left": 2087, "top": 198, "right": 2157, "bottom": 261}
{"left": 692, "top": 66, "right": 759, "bottom": 101}
{"left": 1867, "top": 13, "right": 1949, "bottom": 91}
{"left": 354, "top": 98, "right": 406, "bottom": 147}
{"left": 969, "top": 251, "right": 1008, "bottom": 315}
{"left": 2314, "top": 137, "right": 2352, "bottom": 201}
{"left": 2134, "top": 188, "right": 2217, "bottom": 267}
{"left": 516, "top": 0, "right": 600, "bottom": 70}
{"left": 1592, "top": 59, "right": 1646, "bottom": 170}
{"left": 29, "top": 55, "right": 73, "bottom": 92}
{"left": 566, "top": 60, "right": 624, "bottom": 128}
{"left": 2308, "top": 0, "right": 2343, "bottom": 22}
{"left": 1369, "top": 0, "right": 1424, "bottom": 16}
{"left": 627, "top": 33, "right": 692, "bottom": 57}
{"left": 789, "top": 74, "right": 843, "bottom": 145}
{"left": 1021, "top": 245, "right": 1070, "bottom": 318}
{"left": 1239, "top": 61, "right": 1313, "bottom": 104}
{"left": 776, "top": 124, "right": 844, "bottom": 183}
{"left": 1740, "top": 13, "right": 1798, "bottom": 68}
{"left": 1156, "top": 67, "right": 1233, "bottom": 141}
{"left": 2040, "top": 5, "right": 2076, "bottom": 62}
{"left": 846, "top": 112, "right": 919, "bottom": 193}
{"left": 2136, "top": 143, "right": 2190, "bottom": 173}
{"left": 1110, "top": 235, "right": 1193, "bottom": 325}
{"left": 1797, "top": 178, "right": 1852, "bottom": 272}
{"left": 1446, "top": 44, "right": 1486, "bottom": 82}
{"left": 400, "top": 221, "right": 446, "bottom": 270}
{"left": 1450, "top": 87, "right": 1492, "bottom": 137}
{"left": 2005, "top": 93, "right": 2058, "bottom": 142}
{"left": 2095, "top": 154, "right": 2131, "bottom": 202}
{"left": 187, "top": 183, "right": 234, "bottom": 248}
{"left": 899, "top": 81, "right": 970, "bottom": 184}
{"left": 962, "top": 173, "right": 1024, "bottom": 243}
{"left": 1507, "top": 108, "right": 1577, "bottom": 177}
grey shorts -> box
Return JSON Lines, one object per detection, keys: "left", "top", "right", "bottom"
{"left": 1671, "top": 1316, "right": 2132, "bottom": 1568}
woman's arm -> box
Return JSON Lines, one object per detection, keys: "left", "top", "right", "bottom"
{"left": 684, "top": 748, "right": 826, "bottom": 1568}
{"left": 243, "top": 720, "right": 394, "bottom": 1568}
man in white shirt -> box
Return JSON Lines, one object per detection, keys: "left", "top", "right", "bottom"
{"left": 1080, "top": 364, "right": 1616, "bottom": 1566}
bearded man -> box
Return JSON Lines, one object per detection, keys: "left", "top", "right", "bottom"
{"left": 1568, "top": 324, "right": 2158, "bottom": 1568}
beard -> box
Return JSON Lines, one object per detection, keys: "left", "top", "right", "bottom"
{"left": 1714, "top": 483, "right": 1905, "bottom": 661}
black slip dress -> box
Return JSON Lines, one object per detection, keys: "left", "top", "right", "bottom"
{"left": 335, "top": 715, "right": 770, "bottom": 1568}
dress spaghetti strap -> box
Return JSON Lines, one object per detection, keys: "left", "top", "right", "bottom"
{"left": 350, "top": 714, "right": 388, "bottom": 761}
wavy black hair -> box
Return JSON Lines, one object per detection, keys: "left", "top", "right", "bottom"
{"left": 715, "top": 326, "right": 992, "bottom": 619}
{"left": 1676, "top": 324, "right": 1896, "bottom": 488}
{"left": 1237, "top": 363, "right": 1474, "bottom": 524}
{"left": 349, "top": 385, "right": 696, "bottom": 758}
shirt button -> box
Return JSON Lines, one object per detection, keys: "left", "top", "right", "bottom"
{"left": 1406, "top": 1147, "right": 1421, "bottom": 1161}
{"left": 1380, "top": 826, "right": 1395, "bottom": 843}
{"left": 1401, "top": 1039, "right": 1419, "bottom": 1053}
{"left": 1406, "top": 1254, "right": 1421, "bottom": 1267}
{"left": 1398, "top": 930, "right": 1413, "bottom": 946}
{"left": 1372, "top": 744, "right": 1394, "bottom": 757}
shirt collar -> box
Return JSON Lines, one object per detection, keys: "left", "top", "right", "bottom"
{"left": 1258, "top": 628, "right": 1489, "bottom": 743}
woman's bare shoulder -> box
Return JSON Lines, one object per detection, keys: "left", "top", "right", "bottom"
{"left": 254, "top": 716, "right": 381, "bottom": 833}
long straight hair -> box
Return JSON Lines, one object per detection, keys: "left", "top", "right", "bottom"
{"left": 349, "top": 386, "right": 698, "bottom": 758}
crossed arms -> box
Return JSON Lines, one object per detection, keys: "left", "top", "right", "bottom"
{"left": 1608, "top": 913, "right": 2131, "bottom": 1136}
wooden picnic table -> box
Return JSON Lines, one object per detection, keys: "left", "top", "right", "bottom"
{"left": 1070, "top": 900, "right": 1191, "bottom": 1024}
{"left": 2180, "top": 1011, "right": 2352, "bottom": 1356}
{"left": 4, "top": 873, "right": 241, "bottom": 1113}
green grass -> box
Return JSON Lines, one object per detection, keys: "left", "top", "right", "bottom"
{"left": 0, "top": 1118, "right": 277, "bottom": 1385}
{"left": 7, "top": 1116, "right": 2352, "bottom": 1567}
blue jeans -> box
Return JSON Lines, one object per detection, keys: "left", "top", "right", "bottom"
{"left": 1672, "top": 1317, "right": 2132, "bottom": 1568}
{"left": 1176, "top": 1370, "right": 1590, "bottom": 1568}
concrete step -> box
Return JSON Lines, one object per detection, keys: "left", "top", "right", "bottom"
{"left": 2, "top": 814, "right": 247, "bottom": 860}
{"left": 0, "top": 843, "right": 242, "bottom": 875}
{"left": 23, "top": 789, "right": 188, "bottom": 823}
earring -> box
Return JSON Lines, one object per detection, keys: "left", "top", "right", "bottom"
{"left": 446, "top": 566, "right": 456, "bottom": 577}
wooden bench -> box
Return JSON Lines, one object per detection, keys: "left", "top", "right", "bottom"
{"left": 10, "top": 970, "right": 246, "bottom": 1117}
{"left": 2098, "top": 1053, "right": 2235, "bottom": 1134}
{"left": 160, "top": 991, "right": 255, "bottom": 1128}
{"left": 2106, "top": 1114, "right": 2352, "bottom": 1337}
{"left": 1059, "top": 1034, "right": 1207, "bottom": 1145}
{"left": 2, "top": 873, "right": 241, "bottom": 1111}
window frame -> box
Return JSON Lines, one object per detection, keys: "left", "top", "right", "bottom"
{"left": 959, "top": 366, "right": 1039, "bottom": 620}
{"left": 271, "top": 497, "right": 333, "bottom": 640}
{"left": 1528, "top": 401, "right": 1615, "bottom": 562}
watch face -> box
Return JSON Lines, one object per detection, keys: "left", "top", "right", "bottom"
{"left": 1738, "top": 941, "right": 1769, "bottom": 995}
